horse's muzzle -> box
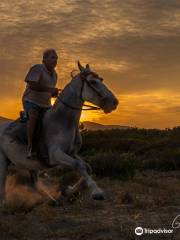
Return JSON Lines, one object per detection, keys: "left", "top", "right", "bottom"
{"left": 100, "top": 96, "right": 119, "bottom": 113}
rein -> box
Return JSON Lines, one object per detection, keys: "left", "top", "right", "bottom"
{"left": 57, "top": 71, "right": 102, "bottom": 111}
{"left": 58, "top": 97, "right": 100, "bottom": 111}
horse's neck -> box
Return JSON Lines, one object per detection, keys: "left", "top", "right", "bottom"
{"left": 44, "top": 80, "right": 84, "bottom": 132}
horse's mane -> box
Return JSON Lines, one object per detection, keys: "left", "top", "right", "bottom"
{"left": 51, "top": 69, "right": 81, "bottom": 108}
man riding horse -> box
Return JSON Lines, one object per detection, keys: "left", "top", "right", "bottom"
{"left": 0, "top": 56, "right": 119, "bottom": 203}
{"left": 22, "top": 49, "right": 59, "bottom": 159}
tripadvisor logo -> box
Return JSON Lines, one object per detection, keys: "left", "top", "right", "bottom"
{"left": 135, "top": 227, "right": 143, "bottom": 235}
{"left": 135, "top": 227, "right": 173, "bottom": 235}
{"left": 135, "top": 215, "right": 180, "bottom": 236}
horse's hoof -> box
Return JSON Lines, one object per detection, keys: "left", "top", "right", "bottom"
{"left": 92, "top": 190, "right": 105, "bottom": 200}
{"left": 61, "top": 186, "right": 74, "bottom": 197}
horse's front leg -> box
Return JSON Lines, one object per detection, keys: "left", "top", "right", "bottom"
{"left": 74, "top": 154, "right": 104, "bottom": 199}
{"left": 62, "top": 176, "right": 86, "bottom": 197}
{"left": 63, "top": 154, "right": 93, "bottom": 196}
{"left": 49, "top": 147, "right": 105, "bottom": 200}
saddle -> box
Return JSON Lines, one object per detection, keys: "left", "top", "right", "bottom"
{"left": 5, "top": 110, "right": 49, "bottom": 164}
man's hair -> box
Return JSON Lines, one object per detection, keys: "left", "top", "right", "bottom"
{"left": 42, "top": 48, "right": 57, "bottom": 62}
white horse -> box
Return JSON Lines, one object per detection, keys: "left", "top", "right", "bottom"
{"left": 0, "top": 61, "right": 119, "bottom": 203}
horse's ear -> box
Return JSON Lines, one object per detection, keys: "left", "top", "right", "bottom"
{"left": 77, "top": 60, "right": 84, "bottom": 71}
{"left": 86, "top": 64, "right": 90, "bottom": 69}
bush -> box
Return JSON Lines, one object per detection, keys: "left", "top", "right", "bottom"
{"left": 80, "top": 128, "right": 180, "bottom": 174}
{"left": 85, "top": 152, "right": 139, "bottom": 180}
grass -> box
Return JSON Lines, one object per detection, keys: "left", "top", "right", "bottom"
{"left": 1, "top": 127, "right": 180, "bottom": 239}
{"left": 0, "top": 170, "right": 180, "bottom": 240}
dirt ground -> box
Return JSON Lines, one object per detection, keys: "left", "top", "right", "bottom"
{"left": 0, "top": 170, "right": 180, "bottom": 240}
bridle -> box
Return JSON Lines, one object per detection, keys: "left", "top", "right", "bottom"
{"left": 57, "top": 71, "right": 104, "bottom": 111}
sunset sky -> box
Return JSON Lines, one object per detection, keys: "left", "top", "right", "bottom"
{"left": 1, "top": 0, "right": 180, "bottom": 129}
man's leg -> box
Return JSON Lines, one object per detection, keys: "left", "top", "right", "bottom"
{"left": 27, "top": 108, "right": 39, "bottom": 158}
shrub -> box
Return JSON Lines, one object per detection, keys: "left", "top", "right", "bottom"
{"left": 85, "top": 152, "right": 139, "bottom": 180}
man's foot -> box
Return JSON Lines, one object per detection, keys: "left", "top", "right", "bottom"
{"left": 27, "top": 147, "right": 37, "bottom": 159}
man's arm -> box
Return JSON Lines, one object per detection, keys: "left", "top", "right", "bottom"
{"left": 28, "top": 82, "right": 59, "bottom": 97}
{"left": 28, "top": 81, "right": 57, "bottom": 93}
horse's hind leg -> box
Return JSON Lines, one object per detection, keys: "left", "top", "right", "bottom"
{"left": 0, "top": 151, "right": 8, "bottom": 204}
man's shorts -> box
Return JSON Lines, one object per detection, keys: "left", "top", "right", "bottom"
{"left": 23, "top": 100, "right": 51, "bottom": 117}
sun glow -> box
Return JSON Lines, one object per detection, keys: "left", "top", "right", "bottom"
{"left": 2, "top": 90, "right": 180, "bottom": 129}
{"left": 80, "top": 111, "right": 91, "bottom": 122}
{"left": 51, "top": 98, "right": 56, "bottom": 105}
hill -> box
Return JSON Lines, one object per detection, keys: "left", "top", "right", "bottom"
{"left": 81, "top": 121, "right": 130, "bottom": 131}
{"left": 0, "top": 116, "right": 11, "bottom": 123}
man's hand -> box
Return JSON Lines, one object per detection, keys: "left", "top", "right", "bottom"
{"left": 51, "top": 88, "right": 59, "bottom": 97}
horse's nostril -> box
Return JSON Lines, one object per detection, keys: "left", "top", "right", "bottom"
{"left": 113, "top": 98, "right": 118, "bottom": 105}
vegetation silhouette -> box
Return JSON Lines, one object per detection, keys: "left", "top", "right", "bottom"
{"left": 79, "top": 127, "right": 180, "bottom": 179}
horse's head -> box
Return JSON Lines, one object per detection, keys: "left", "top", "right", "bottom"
{"left": 76, "top": 61, "right": 119, "bottom": 113}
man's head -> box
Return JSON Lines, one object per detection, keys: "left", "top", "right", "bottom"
{"left": 42, "top": 49, "right": 58, "bottom": 71}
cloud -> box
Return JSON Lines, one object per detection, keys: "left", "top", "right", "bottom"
{"left": 87, "top": 90, "right": 180, "bottom": 129}
{"left": 165, "top": 106, "right": 180, "bottom": 113}
{"left": 1, "top": 0, "right": 180, "bottom": 127}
